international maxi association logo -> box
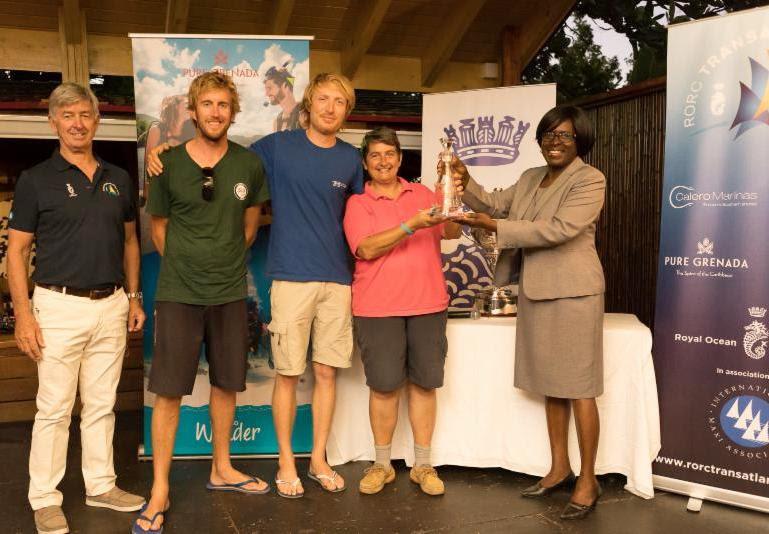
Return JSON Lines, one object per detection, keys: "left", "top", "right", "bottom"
{"left": 709, "top": 385, "right": 769, "bottom": 457}
{"left": 442, "top": 115, "right": 529, "bottom": 166}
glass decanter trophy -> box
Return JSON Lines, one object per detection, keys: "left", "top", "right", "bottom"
{"left": 436, "top": 138, "right": 464, "bottom": 217}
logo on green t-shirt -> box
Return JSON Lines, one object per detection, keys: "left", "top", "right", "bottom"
{"left": 234, "top": 182, "right": 248, "bottom": 200}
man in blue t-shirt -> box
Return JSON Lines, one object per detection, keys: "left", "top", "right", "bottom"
{"left": 249, "top": 73, "right": 363, "bottom": 497}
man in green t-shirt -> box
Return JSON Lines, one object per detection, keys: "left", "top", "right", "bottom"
{"left": 135, "top": 72, "right": 270, "bottom": 534}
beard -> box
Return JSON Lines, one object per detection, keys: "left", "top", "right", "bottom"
{"left": 195, "top": 119, "right": 230, "bottom": 142}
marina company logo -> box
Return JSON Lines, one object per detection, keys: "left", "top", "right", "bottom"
{"left": 668, "top": 185, "right": 758, "bottom": 209}
{"left": 744, "top": 306, "right": 768, "bottom": 360}
{"left": 709, "top": 386, "right": 769, "bottom": 457}
{"left": 442, "top": 115, "right": 529, "bottom": 167}
{"left": 730, "top": 53, "right": 769, "bottom": 138}
{"left": 663, "top": 236, "right": 749, "bottom": 279}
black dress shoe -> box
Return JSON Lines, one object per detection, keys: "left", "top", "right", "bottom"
{"left": 560, "top": 484, "right": 602, "bottom": 520}
{"left": 520, "top": 471, "right": 576, "bottom": 498}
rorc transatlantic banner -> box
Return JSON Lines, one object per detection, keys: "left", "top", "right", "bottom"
{"left": 653, "top": 8, "right": 769, "bottom": 511}
{"left": 129, "top": 34, "right": 311, "bottom": 457}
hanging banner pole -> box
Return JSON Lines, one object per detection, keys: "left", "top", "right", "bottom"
{"left": 652, "top": 7, "right": 769, "bottom": 513}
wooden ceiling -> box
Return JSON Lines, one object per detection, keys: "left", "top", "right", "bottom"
{"left": 0, "top": 0, "right": 575, "bottom": 86}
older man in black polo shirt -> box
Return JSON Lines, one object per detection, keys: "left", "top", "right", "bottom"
{"left": 8, "top": 82, "right": 146, "bottom": 534}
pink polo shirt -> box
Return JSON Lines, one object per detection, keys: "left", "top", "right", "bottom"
{"left": 343, "top": 178, "right": 449, "bottom": 317}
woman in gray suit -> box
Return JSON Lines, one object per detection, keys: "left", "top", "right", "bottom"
{"left": 453, "top": 106, "right": 605, "bottom": 520}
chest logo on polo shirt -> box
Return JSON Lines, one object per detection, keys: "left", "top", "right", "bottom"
{"left": 234, "top": 183, "right": 248, "bottom": 200}
{"left": 66, "top": 183, "right": 77, "bottom": 198}
{"left": 102, "top": 183, "right": 120, "bottom": 196}
{"left": 331, "top": 180, "right": 347, "bottom": 190}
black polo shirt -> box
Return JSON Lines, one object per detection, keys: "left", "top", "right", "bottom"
{"left": 9, "top": 149, "right": 136, "bottom": 288}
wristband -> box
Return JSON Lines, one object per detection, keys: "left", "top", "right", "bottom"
{"left": 400, "top": 222, "right": 415, "bottom": 235}
{"left": 126, "top": 291, "right": 143, "bottom": 300}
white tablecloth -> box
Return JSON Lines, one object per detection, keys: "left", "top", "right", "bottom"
{"left": 327, "top": 313, "right": 661, "bottom": 499}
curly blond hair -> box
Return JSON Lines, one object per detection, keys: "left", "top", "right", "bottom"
{"left": 300, "top": 72, "right": 355, "bottom": 118}
{"left": 187, "top": 70, "right": 241, "bottom": 116}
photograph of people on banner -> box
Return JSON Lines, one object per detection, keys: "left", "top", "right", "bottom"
{"left": 130, "top": 34, "right": 311, "bottom": 456}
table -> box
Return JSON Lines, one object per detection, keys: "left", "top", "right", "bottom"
{"left": 327, "top": 313, "right": 661, "bottom": 498}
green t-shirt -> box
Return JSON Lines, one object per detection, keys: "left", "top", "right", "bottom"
{"left": 146, "top": 141, "right": 269, "bottom": 305}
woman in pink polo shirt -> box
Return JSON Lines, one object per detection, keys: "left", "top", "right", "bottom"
{"left": 343, "top": 127, "right": 460, "bottom": 497}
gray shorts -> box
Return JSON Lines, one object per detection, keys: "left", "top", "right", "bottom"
{"left": 353, "top": 310, "right": 448, "bottom": 392}
{"left": 149, "top": 299, "right": 249, "bottom": 397}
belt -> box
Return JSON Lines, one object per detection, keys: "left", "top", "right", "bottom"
{"left": 36, "top": 283, "right": 121, "bottom": 300}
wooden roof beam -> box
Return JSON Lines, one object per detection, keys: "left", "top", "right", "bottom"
{"left": 420, "top": 0, "right": 487, "bottom": 87}
{"left": 165, "top": 0, "right": 190, "bottom": 33}
{"left": 58, "top": 0, "right": 89, "bottom": 87}
{"left": 270, "top": 0, "right": 296, "bottom": 35}
{"left": 502, "top": 0, "right": 575, "bottom": 86}
{"left": 340, "top": 0, "right": 391, "bottom": 79}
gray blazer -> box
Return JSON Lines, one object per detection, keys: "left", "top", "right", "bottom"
{"left": 462, "top": 157, "right": 606, "bottom": 301}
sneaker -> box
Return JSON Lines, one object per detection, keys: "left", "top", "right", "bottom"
{"left": 34, "top": 506, "right": 69, "bottom": 534}
{"left": 410, "top": 465, "right": 445, "bottom": 496}
{"left": 85, "top": 486, "right": 146, "bottom": 512}
{"left": 359, "top": 463, "right": 396, "bottom": 494}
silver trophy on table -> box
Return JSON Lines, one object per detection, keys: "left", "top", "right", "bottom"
{"left": 436, "top": 138, "right": 465, "bottom": 217}
{"left": 468, "top": 221, "right": 517, "bottom": 318}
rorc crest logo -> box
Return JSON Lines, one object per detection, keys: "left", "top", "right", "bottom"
{"left": 709, "top": 385, "right": 769, "bottom": 457}
{"left": 442, "top": 115, "right": 529, "bottom": 167}
{"left": 731, "top": 52, "right": 769, "bottom": 138}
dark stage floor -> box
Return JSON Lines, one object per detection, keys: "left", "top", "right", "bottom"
{"left": 1, "top": 412, "right": 766, "bottom": 533}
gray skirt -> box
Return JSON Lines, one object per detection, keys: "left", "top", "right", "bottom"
{"left": 514, "top": 290, "right": 604, "bottom": 399}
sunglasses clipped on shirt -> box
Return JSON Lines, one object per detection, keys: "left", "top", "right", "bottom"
{"left": 202, "top": 167, "right": 215, "bottom": 201}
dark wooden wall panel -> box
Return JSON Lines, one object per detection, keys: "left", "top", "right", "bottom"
{"left": 575, "top": 80, "right": 666, "bottom": 328}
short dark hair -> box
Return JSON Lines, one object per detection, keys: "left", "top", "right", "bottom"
{"left": 535, "top": 105, "right": 594, "bottom": 157}
{"left": 361, "top": 126, "right": 401, "bottom": 159}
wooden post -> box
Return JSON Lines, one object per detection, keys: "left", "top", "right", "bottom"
{"left": 501, "top": 26, "right": 522, "bottom": 86}
{"left": 58, "top": 1, "right": 89, "bottom": 87}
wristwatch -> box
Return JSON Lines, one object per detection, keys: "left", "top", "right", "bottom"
{"left": 126, "top": 291, "right": 143, "bottom": 300}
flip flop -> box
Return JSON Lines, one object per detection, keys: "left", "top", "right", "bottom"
{"left": 206, "top": 476, "right": 270, "bottom": 495}
{"left": 275, "top": 477, "right": 304, "bottom": 499}
{"left": 307, "top": 470, "right": 346, "bottom": 493}
{"left": 132, "top": 503, "right": 169, "bottom": 534}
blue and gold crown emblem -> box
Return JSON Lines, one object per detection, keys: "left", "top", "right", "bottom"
{"left": 443, "top": 115, "right": 529, "bottom": 167}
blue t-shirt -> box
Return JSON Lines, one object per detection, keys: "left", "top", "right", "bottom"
{"left": 250, "top": 129, "right": 364, "bottom": 284}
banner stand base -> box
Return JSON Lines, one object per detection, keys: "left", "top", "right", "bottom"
{"left": 686, "top": 497, "right": 703, "bottom": 513}
{"left": 137, "top": 444, "right": 310, "bottom": 461}
{"left": 653, "top": 475, "right": 769, "bottom": 514}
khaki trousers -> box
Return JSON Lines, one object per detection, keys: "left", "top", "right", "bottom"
{"left": 28, "top": 287, "right": 129, "bottom": 510}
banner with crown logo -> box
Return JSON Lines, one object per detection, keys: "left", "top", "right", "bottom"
{"left": 420, "top": 85, "right": 556, "bottom": 309}
{"left": 652, "top": 6, "right": 769, "bottom": 512}
{"left": 130, "top": 34, "right": 312, "bottom": 458}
